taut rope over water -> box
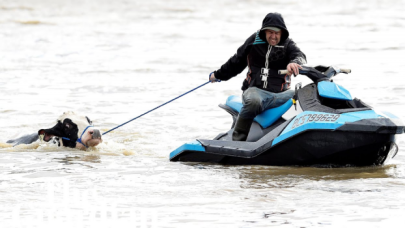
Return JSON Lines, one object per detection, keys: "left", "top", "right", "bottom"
{"left": 102, "top": 80, "right": 214, "bottom": 135}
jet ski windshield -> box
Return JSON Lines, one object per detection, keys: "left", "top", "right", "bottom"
{"left": 318, "top": 81, "right": 352, "bottom": 101}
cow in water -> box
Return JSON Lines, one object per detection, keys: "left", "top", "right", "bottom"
{"left": 7, "top": 111, "right": 103, "bottom": 150}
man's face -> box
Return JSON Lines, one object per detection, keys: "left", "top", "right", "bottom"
{"left": 265, "top": 29, "right": 282, "bottom": 46}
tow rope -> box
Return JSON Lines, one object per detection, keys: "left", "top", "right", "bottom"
{"left": 102, "top": 76, "right": 219, "bottom": 136}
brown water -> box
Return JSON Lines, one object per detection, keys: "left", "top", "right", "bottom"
{"left": 1, "top": 0, "right": 405, "bottom": 227}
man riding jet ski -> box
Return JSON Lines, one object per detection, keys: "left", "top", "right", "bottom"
{"left": 170, "top": 65, "right": 405, "bottom": 166}
{"left": 209, "top": 12, "right": 306, "bottom": 142}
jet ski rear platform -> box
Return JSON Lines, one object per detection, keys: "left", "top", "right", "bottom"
{"left": 170, "top": 66, "right": 405, "bottom": 166}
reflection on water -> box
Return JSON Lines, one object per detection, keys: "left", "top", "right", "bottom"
{"left": 238, "top": 165, "right": 398, "bottom": 181}
{"left": 1, "top": 0, "right": 405, "bottom": 226}
{"left": 54, "top": 154, "right": 101, "bottom": 164}
{"left": 189, "top": 163, "right": 400, "bottom": 191}
{"left": 236, "top": 165, "right": 399, "bottom": 191}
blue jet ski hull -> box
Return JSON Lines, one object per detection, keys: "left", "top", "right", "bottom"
{"left": 170, "top": 129, "right": 399, "bottom": 166}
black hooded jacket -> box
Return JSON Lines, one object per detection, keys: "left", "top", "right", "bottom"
{"left": 214, "top": 13, "right": 307, "bottom": 93}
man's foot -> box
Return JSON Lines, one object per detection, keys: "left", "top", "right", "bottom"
{"left": 232, "top": 117, "right": 254, "bottom": 141}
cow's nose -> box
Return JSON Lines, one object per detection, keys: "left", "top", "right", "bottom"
{"left": 91, "top": 129, "right": 102, "bottom": 139}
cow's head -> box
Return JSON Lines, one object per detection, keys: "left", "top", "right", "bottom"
{"left": 38, "top": 112, "right": 103, "bottom": 150}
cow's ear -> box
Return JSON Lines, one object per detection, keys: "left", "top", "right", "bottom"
{"left": 38, "top": 121, "right": 63, "bottom": 142}
{"left": 38, "top": 129, "right": 54, "bottom": 142}
{"left": 61, "top": 119, "right": 78, "bottom": 137}
{"left": 85, "top": 116, "right": 92, "bottom": 125}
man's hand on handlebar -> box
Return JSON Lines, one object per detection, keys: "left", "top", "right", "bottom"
{"left": 287, "top": 63, "right": 303, "bottom": 76}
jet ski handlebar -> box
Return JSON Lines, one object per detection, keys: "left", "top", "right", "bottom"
{"left": 278, "top": 67, "right": 351, "bottom": 75}
{"left": 278, "top": 66, "right": 352, "bottom": 83}
{"left": 278, "top": 69, "right": 291, "bottom": 75}
{"left": 338, "top": 68, "right": 351, "bottom": 74}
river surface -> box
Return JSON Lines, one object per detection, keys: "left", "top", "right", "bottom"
{"left": 1, "top": 0, "right": 405, "bottom": 227}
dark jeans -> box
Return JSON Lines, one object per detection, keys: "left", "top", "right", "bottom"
{"left": 239, "top": 87, "right": 294, "bottom": 119}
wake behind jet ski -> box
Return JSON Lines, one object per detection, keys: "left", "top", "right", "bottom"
{"left": 170, "top": 65, "right": 405, "bottom": 166}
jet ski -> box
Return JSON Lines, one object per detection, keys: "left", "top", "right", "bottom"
{"left": 170, "top": 65, "right": 405, "bottom": 166}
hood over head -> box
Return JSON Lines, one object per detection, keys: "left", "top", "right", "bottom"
{"left": 259, "top": 12, "right": 289, "bottom": 45}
